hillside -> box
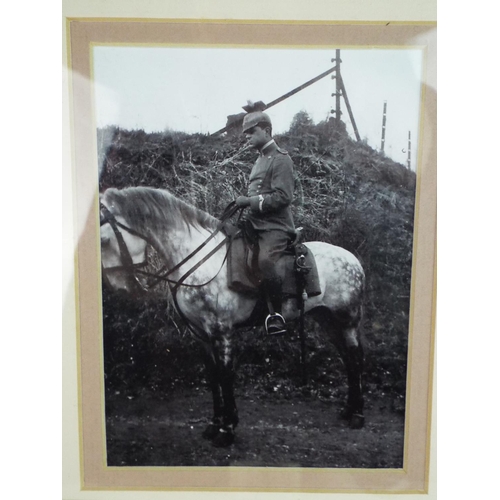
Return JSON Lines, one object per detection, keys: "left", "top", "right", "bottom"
{"left": 98, "top": 113, "right": 416, "bottom": 412}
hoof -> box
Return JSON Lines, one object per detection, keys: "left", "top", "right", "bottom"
{"left": 212, "top": 428, "right": 235, "bottom": 448}
{"left": 202, "top": 423, "right": 220, "bottom": 440}
{"left": 349, "top": 413, "right": 365, "bottom": 429}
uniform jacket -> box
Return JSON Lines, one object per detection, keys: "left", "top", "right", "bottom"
{"left": 246, "top": 140, "right": 295, "bottom": 233}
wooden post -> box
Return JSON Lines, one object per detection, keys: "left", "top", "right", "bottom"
{"left": 335, "top": 49, "right": 341, "bottom": 124}
{"left": 330, "top": 50, "right": 342, "bottom": 123}
{"left": 330, "top": 51, "right": 360, "bottom": 141}
{"left": 407, "top": 131, "right": 412, "bottom": 170}
{"left": 381, "top": 101, "right": 387, "bottom": 152}
{"left": 338, "top": 74, "right": 361, "bottom": 141}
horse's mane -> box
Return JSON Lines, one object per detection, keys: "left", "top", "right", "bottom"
{"left": 103, "top": 187, "right": 219, "bottom": 233}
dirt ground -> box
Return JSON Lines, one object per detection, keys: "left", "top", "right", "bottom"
{"left": 105, "top": 387, "right": 405, "bottom": 468}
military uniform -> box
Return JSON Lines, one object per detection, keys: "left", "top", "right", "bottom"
{"left": 245, "top": 139, "right": 295, "bottom": 281}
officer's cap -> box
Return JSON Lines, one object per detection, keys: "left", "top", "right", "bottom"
{"left": 242, "top": 111, "right": 272, "bottom": 133}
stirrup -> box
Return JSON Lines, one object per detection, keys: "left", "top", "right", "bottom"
{"left": 265, "top": 313, "right": 287, "bottom": 336}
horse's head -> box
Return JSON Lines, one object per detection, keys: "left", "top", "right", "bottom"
{"left": 99, "top": 194, "right": 149, "bottom": 295}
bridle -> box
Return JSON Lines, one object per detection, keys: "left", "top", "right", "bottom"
{"left": 100, "top": 203, "right": 152, "bottom": 294}
{"left": 99, "top": 201, "right": 242, "bottom": 295}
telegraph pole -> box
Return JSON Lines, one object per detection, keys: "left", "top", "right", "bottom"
{"left": 330, "top": 50, "right": 360, "bottom": 141}
{"left": 331, "top": 49, "right": 342, "bottom": 124}
{"left": 380, "top": 101, "right": 387, "bottom": 152}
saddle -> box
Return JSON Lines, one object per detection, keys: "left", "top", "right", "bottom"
{"left": 225, "top": 224, "right": 321, "bottom": 299}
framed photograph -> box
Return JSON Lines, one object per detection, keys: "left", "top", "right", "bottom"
{"left": 64, "top": 8, "right": 436, "bottom": 497}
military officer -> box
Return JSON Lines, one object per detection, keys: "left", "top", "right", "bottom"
{"left": 235, "top": 111, "right": 296, "bottom": 335}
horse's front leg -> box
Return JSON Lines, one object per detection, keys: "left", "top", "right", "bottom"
{"left": 200, "top": 334, "right": 238, "bottom": 446}
{"left": 201, "top": 346, "right": 224, "bottom": 441}
{"left": 211, "top": 334, "right": 239, "bottom": 448}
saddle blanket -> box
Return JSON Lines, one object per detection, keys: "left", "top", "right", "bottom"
{"left": 227, "top": 236, "right": 321, "bottom": 297}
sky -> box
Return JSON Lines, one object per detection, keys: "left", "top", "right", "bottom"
{"left": 93, "top": 46, "right": 423, "bottom": 169}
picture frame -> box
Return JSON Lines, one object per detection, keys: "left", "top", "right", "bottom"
{"left": 63, "top": 2, "right": 436, "bottom": 498}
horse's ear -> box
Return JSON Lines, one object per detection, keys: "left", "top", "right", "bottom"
{"left": 99, "top": 192, "right": 109, "bottom": 225}
{"left": 99, "top": 191, "right": 110, "bottom": 209}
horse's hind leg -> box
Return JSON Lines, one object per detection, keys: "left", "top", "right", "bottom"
{"left": 339, "top": 332, "right": 365, "bottom": 428}
{"left": 311, "top": 306, "right": 365, "bottom": 429}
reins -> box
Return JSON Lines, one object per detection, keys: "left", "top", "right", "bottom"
{"left": 138, "top": 202, "right": 241, "bottom": 289}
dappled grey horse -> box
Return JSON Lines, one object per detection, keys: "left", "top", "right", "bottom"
{"left": 100, "top": 186, "right": 366, "bottom": 447}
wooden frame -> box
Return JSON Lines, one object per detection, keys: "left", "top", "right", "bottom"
{"left": 63, "top": 12, "right": 436, "bottom": 498}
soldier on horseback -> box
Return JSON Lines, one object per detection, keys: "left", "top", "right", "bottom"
{"left": 235, "top": 111, "right": 296, "bottom": 335}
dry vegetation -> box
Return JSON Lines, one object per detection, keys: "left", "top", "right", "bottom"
{"left": 99, "top": 111, "right": 416, "bottom": 415}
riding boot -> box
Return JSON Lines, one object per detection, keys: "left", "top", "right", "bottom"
{"left": 261, "top": 277, "right": 286, "bottom": 336}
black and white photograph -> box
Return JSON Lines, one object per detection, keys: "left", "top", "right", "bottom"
{"left": 95, "top": 45, "right": 423, "bottom": 469}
